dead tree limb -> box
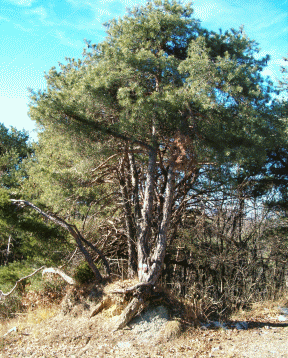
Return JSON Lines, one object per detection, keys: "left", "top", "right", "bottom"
{"left": 42, "top": 267, "right": 76, "bottom": 285}
{"left": 78, "top": 234, "right": 111, "bottom": 275}
{"left": 0, "top": 266, "right": 45, "bottom": 300}
{"left": 10, "top": 199, "right": 107, "bottom": 283}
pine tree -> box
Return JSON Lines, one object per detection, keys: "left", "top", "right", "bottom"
{"left": 27, "top": 0, "right": 285, "bottom": 325}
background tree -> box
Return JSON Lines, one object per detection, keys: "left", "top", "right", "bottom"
{"left": 0, "top": 124, "right": 72, "bottom": 269}
{"left": 0, "top": 124, "right": 33, "bottom": 265}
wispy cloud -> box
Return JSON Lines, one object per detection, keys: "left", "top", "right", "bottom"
{"left": 53, "top": 30, "right": 84, "bottom": 49}
{"left": 0, "top": 16, "right": 10, "bottom": 22}
{"left": 8, "top": 0, "right": 34, "bottom": 6}
{"left": 87, "top": 8, "right": 111, "bottom": 26}
{"left": 60, "top": 4, "right": 111, "bottom": 33}
{"left": 14, "top": 23, "right": 33, "bottom": 32}
{"left": 254, "top": 12, "right": 288, "bottom": 31}
{"left": 25, "top": 6, "right": 56, "bottom": 26}
{"left": 192, "top": 0, "right": 225, "bottom": 21}
{"left": 27, "top": 6, "right": 48, "bottom": 22}
{"left": 270, "top": 58, "right": 287, "bottom": 66}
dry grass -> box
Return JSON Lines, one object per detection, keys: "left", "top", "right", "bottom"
{"left": 159, "top": 319, "right": 182, "bottom": 341}
{"left": 0, "top": 303, "right": 60, "bottom": 337}
{"left": 1, "top": 280, "right": 287, "bottom": 357}
{"left": 230, "top": 295, "right": 288, "bottom": 322}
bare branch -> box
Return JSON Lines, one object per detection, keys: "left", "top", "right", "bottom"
{"left": 62, "top": 110, "right": 153, "bottom": 151}
{"left": 42, "top": 267, "right": 76, "bottom": 285}
{"left": 91, "top": 154, "right": 119, "bottom": 173}
{"left": 10, "top": 199, "right": 104, "bottom": 282}
{"left": 0, "top": 266, "right": 45, "bottom": 300}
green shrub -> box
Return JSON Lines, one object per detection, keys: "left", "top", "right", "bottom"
{"left": 74, "top": 261, "right": 95, "bottom": 284}
{"left": 0, "top": 261, "right": 44, "bottom": 293}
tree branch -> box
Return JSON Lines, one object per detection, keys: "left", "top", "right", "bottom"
{"left": 62, "top": 109, "right": 153, "bottom": 151}
{"left": 10, "top": 199, "right": 105, "bottom": 282}
{"left": 0, "top": 266, "right": 45, "bottom": 300}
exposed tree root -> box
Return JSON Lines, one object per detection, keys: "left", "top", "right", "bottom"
{"left": 112, "top": 282, "right": 154, "bottom": 330}
{"left": 114, "top": 296, "right": 144, "bottom": 330}
{"left": 90, "top": 297, "right": 113, "bottom": 317}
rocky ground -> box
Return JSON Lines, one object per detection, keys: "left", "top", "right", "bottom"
{"left": 1, "top": 283, "right": 288, "bottom": 357}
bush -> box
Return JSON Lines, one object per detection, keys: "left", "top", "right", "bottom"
{"left": 0, "top": 261, "right": 45, "bottom": 294}
{"left": 74, "top": 261, "right": 95, "bottom": 284}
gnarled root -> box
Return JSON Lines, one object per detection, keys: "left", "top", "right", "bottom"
{"left": 114, "top": 296, "right": 144, "bottom": 330}
{"left": 90, "top": 297, "right": 113, "bottom": 317}
{"left": 113, "top": 283, "right": 152, "bottom": 330}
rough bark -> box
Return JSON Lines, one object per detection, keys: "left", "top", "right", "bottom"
{"left": 146, "top": 160, "right": 176, "bottom": 285}
{"left": 113, "top": 157, "right": 176, "bottom": 330}
{"left": 128, "top": 151, "right": 141, "bottom": 221}
{"left": 137, "top": 144, "right": 157, "bottom": 282}
{"left": 117, "top": 158, "right": 137, "bottom": 278}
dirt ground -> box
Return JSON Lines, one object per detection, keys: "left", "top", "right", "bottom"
{"left": 1, "top": 305, "right": 288, "bottom": 357}
{"left": 1, "top": 283, "right": 288, "bottom": 357}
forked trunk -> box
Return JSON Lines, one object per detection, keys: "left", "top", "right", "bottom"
{"left": 114, "top": 159, "right": 175, "bottom": 330}
{"left": 117, "top": 158, "right": 138, "bottom": 278}
{"left": 137, "top": 145, "right": 157, "bottom": 281}
{"left": 144, "top": 161, "right": 175, "bottom": 285}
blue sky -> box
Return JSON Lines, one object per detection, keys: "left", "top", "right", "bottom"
{"left": 1, "top": 0, "right": 287, "bottom": 140}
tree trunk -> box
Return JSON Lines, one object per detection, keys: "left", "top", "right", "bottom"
{"left": 117, "top": 158, "right": 138, "bottom": 278}
{"left": 137, "top": 145, "right": 157, "bottom": 282}
{"left": 113, "top": 158, "right": 176, "bottom": 329}
{"left": 145, "top": 161, "right": 176, "bottom": 285}
{"left": 128, "top": 152, "right": 141, "bottom": 221}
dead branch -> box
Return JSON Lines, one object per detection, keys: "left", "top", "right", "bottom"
{"left": 91, "top": 154, "right": 118, "bottom": 173}
{"left": 42, "top": 267, "right": 76, "bottom": 285}
{"left": 0, "top": 266, "right": 45, "bottom": 300}
{"left": 60, "top": 248, "right": 78, "bottom": 269}
{"left": 79, "top": 234, "right": 111, "bottom": 275}
{"left": 10, "top": 199, "right": 105, "bottom": 283}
